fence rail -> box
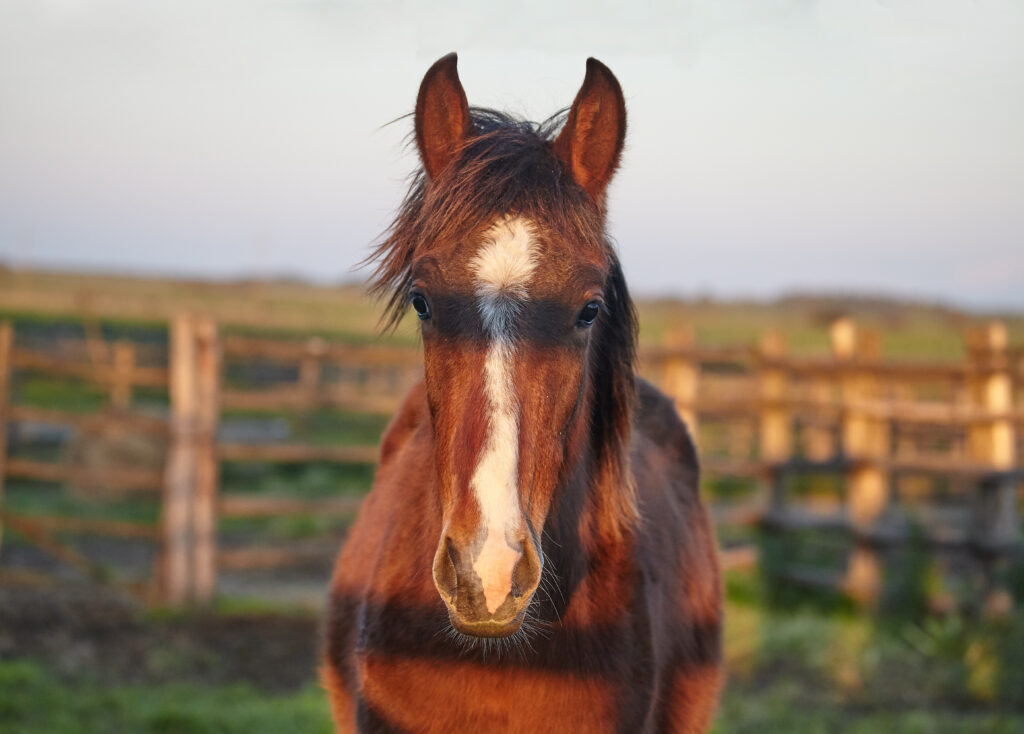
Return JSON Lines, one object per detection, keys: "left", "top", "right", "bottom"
{"left": 0, "top": 314, "right": 1020, "bottom": 609}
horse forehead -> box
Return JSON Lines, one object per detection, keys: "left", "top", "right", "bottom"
{"left": 470, "top": 216, "right": 538, "bottom": 292}
{"left": 465, "top": 215, "right": 604, "bottom": 294}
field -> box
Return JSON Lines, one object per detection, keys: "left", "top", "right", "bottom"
{"left": 3, "top": 572, "right": 1024, "bottom": 733}
{"left": 4, "top": 267, "right": 1024, "bottom": 356}
{"left": 1, "top": 268, "right": 1023, "bottom": 731}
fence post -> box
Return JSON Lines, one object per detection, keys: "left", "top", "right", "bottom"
{"left": 804, "top": 374, "right": 836, "bottom": 462}
{"left": 162, "top": 314, "right": 197, "bottom": 605}
{"left": 834, "top": 318, "right": 891, "bottom": 606}
{"left": 662, "top": 325, "right": 699, "bottom": 439}
{"left": 192, "top": 317, "right": 221, "bottom": 604}
{"left": 758, "top": 331, "right": 791, "bottom": 461}
{"left": 966, "top": 322, "right": 1018, "bottom": 615}
{"left": 299, "top": 337, "right": 326, "bottom": 412}
{"left": 758, "top": 330, "right": 791, "bottom": 514}
{"left": 110, "top": 341, "right": 135, "bottom": 410}
{"left": 0, "top": 322, "right": 12, "bottom": 552}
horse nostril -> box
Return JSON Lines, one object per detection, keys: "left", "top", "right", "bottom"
{"left": 432, "top": 535, "right": 458, "bottom": 600}
{"left": 511, "top": 536, "right": 542, "bottom": 598}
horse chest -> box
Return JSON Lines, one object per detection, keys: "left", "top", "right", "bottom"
{"left": 356, "top": 650, "right": 634, "bottom": 733}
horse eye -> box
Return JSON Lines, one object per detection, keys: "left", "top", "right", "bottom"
{"left": 411, "top": 294, "right": 431, "bottom": 320}
{"left": 577, "top": 301, "right": 601, "bottom": 327}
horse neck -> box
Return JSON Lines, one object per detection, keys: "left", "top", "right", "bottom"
{"left": 543, "top": 370, "right": 639, "bottom": 598}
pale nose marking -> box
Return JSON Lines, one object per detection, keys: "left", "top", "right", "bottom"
{"left": 475, "top": 527, "right": 522, "bottom": 614}
{"left": 466, "top": 216, "right": 537, "bottom": 610}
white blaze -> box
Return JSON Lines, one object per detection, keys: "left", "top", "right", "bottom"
{"left": 468, "top": 216, "right": 537, "bottom": 614}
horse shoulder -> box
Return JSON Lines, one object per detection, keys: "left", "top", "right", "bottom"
{"left": 331, "top": 380, "right": 431, "bottom": 575}
{"left": 323, "top": 381, "right": 434, "bottom": 729}
{"left": 631, "top": 378, "right": 724, "bottom": 732}
{"left": 631, "top": 377, "right": 700, "bottom": 511}
{"left": 633, "top": 376, "right": 721, "bottom": 602}
{"left": 378, "top": 379, "right": 431, "bottom": 466}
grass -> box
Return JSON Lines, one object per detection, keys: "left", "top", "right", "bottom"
{"left": 715, "top": 688, "right": 1024, "bottom": 733}
{"left": 3, "top": 570, "right": 1023, "bottom": 732}
{"left": 4, "top": 267, "right": 1022, "bottom": 356}
{"left": 218, "top": 459, "right": 373, "bottom": 540}
{"left": 18, "top": 376, "right": 109, "bottom": 414}
{"left": 0, "top": 269, "right": 413, "bottom": 345}
{"left": 712, "top": 569, "right": 1024, "bottom": 733}
{"left": 3, "top": 482, "right": 162, "bottom": 524}
{"left": 0, "top": 661, "right": 333, "bottom": 734}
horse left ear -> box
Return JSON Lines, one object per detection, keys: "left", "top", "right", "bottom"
{"left": 553, "top": 58, "right": 626, "bottom": 204}
{"left": 415, "top": 52, "right": 473, "bottom": 180}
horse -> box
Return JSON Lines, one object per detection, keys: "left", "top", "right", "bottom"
{"left": 322, "top": 53, "right": 723, "bottom": 733}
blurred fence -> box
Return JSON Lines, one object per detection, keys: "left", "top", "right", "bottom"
{"left": 0, "top": 315, "right": 1020, "bottom": 608}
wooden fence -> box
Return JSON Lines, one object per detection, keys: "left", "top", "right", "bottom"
{"left": 645, "top": 319, "right": 1023, "bottom": 609}
{"left": 0, "top": 315, "right": 1020, "bottom": 608}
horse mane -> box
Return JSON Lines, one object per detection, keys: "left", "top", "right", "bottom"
{"left": 367, "top": 107, "right": 639, "bottom": 528}
{"left": 586, "top": 248, "right": 640, "bottom": 535}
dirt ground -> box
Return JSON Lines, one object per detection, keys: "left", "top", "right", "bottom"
{"left": 0, "top": 584, "right": 323, "bottom": 693}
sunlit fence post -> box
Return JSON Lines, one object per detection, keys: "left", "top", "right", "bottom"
{"left": 162, "top": 314, "right": 198, "bottom": 605}
{"left": 967, "top": 322, "right": 1018, "bottom": 614}
{"left": 834, "top": 319, "right": 891, "bottom": 606}
{"left": 758, "top": 330, "right": 790, "bottom": 516}
{"left": 662, "top": 325, "right": 699, "bottom": 439}
{"left": 193, "top": 316, "right": 221, "bottom": 605}
{"left": 159, "top": 313, "right": 222, "bottom": 606}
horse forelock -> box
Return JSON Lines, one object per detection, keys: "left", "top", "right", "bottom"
{"left": 367, "top": 108, "right": 596, "bottom": 327}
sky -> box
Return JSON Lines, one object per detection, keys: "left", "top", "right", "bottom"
{"left": 1, "top": 0, "right": 1022, "bottom": 310}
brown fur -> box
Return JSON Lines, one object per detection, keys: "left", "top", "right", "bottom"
{"left": 324, "top": 54, "right": 723, "bottom": 732}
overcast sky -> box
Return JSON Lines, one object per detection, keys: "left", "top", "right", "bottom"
{"left": 1, "top": 0, "right": 1022, "bottom": 309}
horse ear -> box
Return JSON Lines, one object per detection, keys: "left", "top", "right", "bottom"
{"left": 415, "top": 52, "right": 472, "bottom": 180}
{"left": 553, "top": 58, "right": 626, "bottom": 204}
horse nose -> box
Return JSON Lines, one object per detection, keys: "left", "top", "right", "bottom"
{"left": 432, "top": 529, "right": 542, "bottom": 634}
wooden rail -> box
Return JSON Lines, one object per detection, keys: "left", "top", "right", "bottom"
{"left": 220, "top": 387, "right": 403, "bottom": 415}
{"left": 4, "top": 458, "right": 164, "bottom": 492}
{"left": 219, "top": 494, "right": 364, "bottom": 518}
{"left": 10, "top": 347, "right": 169, "bottom": 387}
{"left": 217, "top": 443, "right": 379, "bottom": 464}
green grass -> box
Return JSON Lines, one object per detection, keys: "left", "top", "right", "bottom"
{"left": 4, "top": 267, "right": 1021, "bottom": 355}
{"left": 0, "top": 660, "right": 332, "bottom": 734}
{"left": 219, "top": 461, "right": 371, "bottom": 540}
{"left": 4, "top": 572, "right": 1023, "bottom": 733}
{"left": 714, "top": 569, "right": 1024, "bottom": 733}
{"left": 714, "top": 685, "right": 1024, "bottom": 734}
{"left": 3, "top": 483, "right": 161, "bottom": 525}
{"left": 18, "top": 376, "right": 109, "bottom": 413}
{"left": 297, "top": 410, "right": 390, "bottom": 447}
{"left": 219, "top": 409, "right": 389, "bottom": 448}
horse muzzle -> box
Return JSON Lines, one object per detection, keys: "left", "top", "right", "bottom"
{"left": 432, "top": 528, "right": 542, "bottom": 637}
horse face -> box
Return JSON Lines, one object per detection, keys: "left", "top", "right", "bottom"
{"left": 414, "top": 216, "right": 607, "bottom": 637}
{"left": 406, "top": 54, "right": 626, "bottom": 638}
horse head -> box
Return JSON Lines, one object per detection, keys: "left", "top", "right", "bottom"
{"left": 373, "top": 53, "right": 633, "bottom": 638}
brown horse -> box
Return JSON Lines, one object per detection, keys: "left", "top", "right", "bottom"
{"left": 323, "top": 53, "right": 723, "bottom": 732}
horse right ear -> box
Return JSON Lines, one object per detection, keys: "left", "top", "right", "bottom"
{"left": 553, "top": 58, "right": 626, "bottom": 205}
{"left": 415, "top": 53, "right": 472, "bottom": 180}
